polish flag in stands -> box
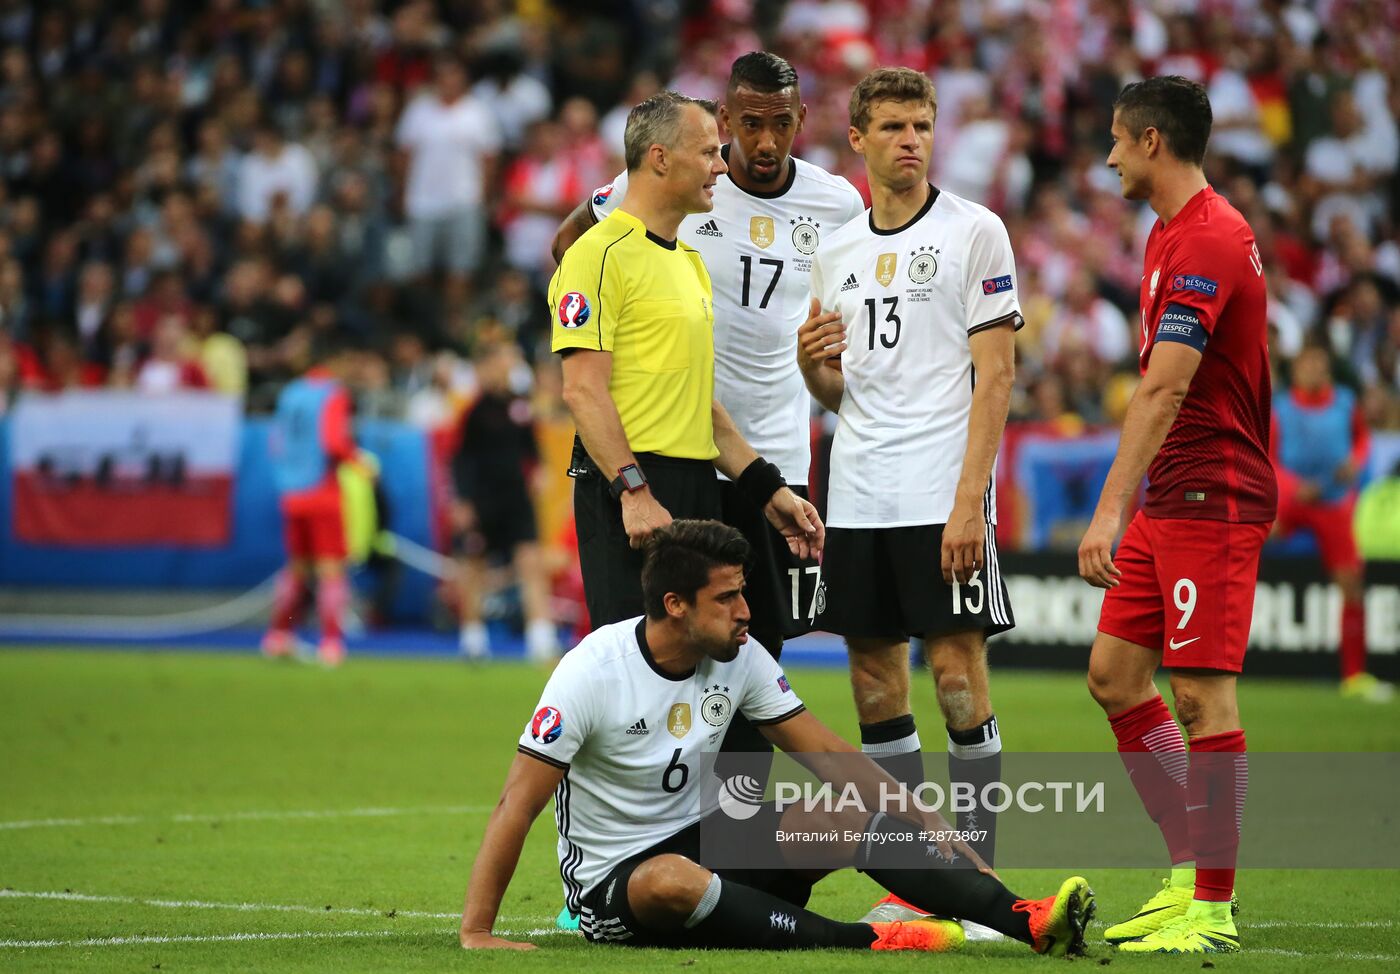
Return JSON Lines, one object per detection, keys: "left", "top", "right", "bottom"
{"left": 10, "top": 391, "right": 240, "bottom": 547}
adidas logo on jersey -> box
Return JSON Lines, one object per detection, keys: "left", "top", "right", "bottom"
{"left": 695, "top": 219, "right": 723, "bottom": 237}
{"left": 839, "top": 273, "right": 860, "bottom": 291}
{"left": 626, "top": 718, "right": 649, "bottom": 736}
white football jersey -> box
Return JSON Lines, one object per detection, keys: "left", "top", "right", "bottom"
{"left": 516, "top": 617, "right": 805, "bottom": 913}
{"left": 811, "top": 187, "right": 1023, "bottom": 527}
{"left": 590, "top": 149, "right": 865, "bottom": 484}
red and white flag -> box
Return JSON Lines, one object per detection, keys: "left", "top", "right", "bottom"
{"left": 10, "top": 391, "right": 240, "bottom": 547}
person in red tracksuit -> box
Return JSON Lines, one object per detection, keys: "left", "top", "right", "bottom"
{"left": 1273, "top": 341, "right": 1392, "bottom": 702}
{"left": 262, "top": 345, "right": 358, "bottom": 666}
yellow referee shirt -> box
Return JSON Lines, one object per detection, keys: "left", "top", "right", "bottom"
{"left": 549, "top": 209, "right": 717, "bottom": 460}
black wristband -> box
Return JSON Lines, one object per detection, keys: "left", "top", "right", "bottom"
{"left": 737, "top": 457, "right": 787, "bottom": 508}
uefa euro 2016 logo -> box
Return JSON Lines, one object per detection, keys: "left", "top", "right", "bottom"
{"left": 558, "top": 292, "right": 591, "bottom": 329}
{"left": 531, "top": 706, "right": 564, "bottom": 744}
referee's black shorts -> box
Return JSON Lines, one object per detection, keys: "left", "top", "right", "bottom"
{"left": 719, "top": 481, "right": 824, "bottom": 659}
{"left": 572, "top": 445, "right": 721, "bottom": 627}
{"left": 821, "top": 523, "right": 1015, "bottom": 642}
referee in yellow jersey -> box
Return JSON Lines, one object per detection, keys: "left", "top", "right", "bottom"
{"left": 549, "top": 90, "right": 823, "bottom": 627}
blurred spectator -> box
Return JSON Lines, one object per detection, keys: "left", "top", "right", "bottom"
{"left": 1025, "top": 372, "right": 1087, "bottom": 438}
{"left": 218, "top": 258, "right": 294, "bottom": 389}
{"left": 72, "top": 259, "right": 115, "bottom": 360}
{"left": 469, "top": 268, "right": 550, "bottom": 361}
{"left": 599, "top": 71, "right": 659, "bottom": 166}
{"left": 1303, "top": 89, "right": 1398, "bottom": 243}
{"left": 395, "top": 53, "right": 500, "bottom": 290}
{"left": 1207, "top": 47, "right": 1276, "bottom": 179}
{"left": 0, "top": 322, "right": 28, "bottom": 412}
{"left": 941, "top": 93, "right": 1032, "bottom": 211}
{"left": 450, "top": 339, "right": 559, "bottom": 661}
{"left": 1041, "top": 269, "right": 1133, "bottom": 370}
{"left": 291, "top": 205, "right": 355, "bottom": 306}
{"left": 192, "top": 304, "right": 247, "bottom": 397}
{"left": 237, "top": 120, "right": 318, "bottom": 225}
{"left": 186, "top": 120, "right": 242, "bottom": 217}
{"left": 27, "top": 326, "right": 104, "bottom": 391}
{"left": 472, "top": 47, "right": 552, "bottom": 151}
{"left": 500, "top": 121, "right": 582, "bottom": 284}
{"left": 556, "top": 97, "right": 609, "bottom": 194}
{"left": 98, "top": 301, "right": 142, "bottom": 387}
{"left": 135, "top": 313, "right": 209, "bottom": 393}
{"left": 0, "top": 255, "right": 31, "bottom": 339}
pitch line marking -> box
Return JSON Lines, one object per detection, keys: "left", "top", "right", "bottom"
{"left": 0, "top": 930, "right": 400, "bottom": 949}
{"left": 0, "top": 889, "right": 554, "bottom": 927}
{"left": 0, "top": 889, "right": 464, "bottom": 920}
{"left": 1256, "top": 948, "right": 1397, "bottom": 962}
{"left": 0, "top": 804, "right": 494, "bottom": 831}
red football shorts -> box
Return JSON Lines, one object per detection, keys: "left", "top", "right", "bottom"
{"left": 1097, "top": 513, "right": 1270, "bottom": 672}
{"left": 1276, "top": 485, "right": 1359, "bottom": 573}
{"left": 281, "top": 494, "right": 346, "bottom": 560}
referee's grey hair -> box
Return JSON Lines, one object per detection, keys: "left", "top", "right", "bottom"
{"left": 624, "top": 91, "right": 718, "bottom": 173}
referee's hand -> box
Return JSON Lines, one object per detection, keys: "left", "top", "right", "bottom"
{"left": 620, "top": 488, "right": 673, "bottom": 549}
{"left": 797, "top": 298, "right": 845, "bottom": 373}
{"left": 764, "top": 488, "right": 825, "bottom": 560}
{"left": 1078, "top": 509, "right": 1123, "bottom": 589}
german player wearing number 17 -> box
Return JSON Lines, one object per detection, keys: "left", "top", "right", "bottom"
{"left": 798, "top": 67, "right": 1023, "bottom": 935}
{"left": 1079, "top": 76, "right": 1277, "bottom": 955}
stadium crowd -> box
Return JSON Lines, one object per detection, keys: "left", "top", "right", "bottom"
{"left": 0, "top": 0, "right": 1396, "bottom": 467}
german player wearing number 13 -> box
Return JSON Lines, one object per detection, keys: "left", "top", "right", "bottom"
{"left": 797, "top": 67, "right": 1021, "bottom": 930}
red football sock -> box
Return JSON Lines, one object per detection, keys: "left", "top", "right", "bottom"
{"left": 317, "top": 574, "right": 349, "bottom": 642}
{"left": 1188, "top": 729, "right": 1247, "bottom": 902}
{"left": 270, "top": 570, "right": 305, "bottom": 633}
{"left": 1340, "top": 598, "right": 1366, "bottom": 680}
{"left": 1108, "top": 695, "right": 1192, "bottom": 865}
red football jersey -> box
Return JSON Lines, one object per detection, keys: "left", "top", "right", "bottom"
{"left": 1137, "top": 186, "right": 1277, "bottom": 522}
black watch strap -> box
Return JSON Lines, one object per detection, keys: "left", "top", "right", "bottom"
{"left": 609, "top": 463, "right": 647, "bottom": 500}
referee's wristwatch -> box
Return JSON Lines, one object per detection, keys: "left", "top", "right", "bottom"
{"left": 609, "top": 463, "right": 648, "bottom": 500}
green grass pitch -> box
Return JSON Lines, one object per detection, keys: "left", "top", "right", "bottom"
{"left": 1, "top": 646, "right": 1397, "bottom": 972}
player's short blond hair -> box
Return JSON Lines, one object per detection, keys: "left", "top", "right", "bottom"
{"left": 848, "top": 67, "right": 938, "bottom": 133}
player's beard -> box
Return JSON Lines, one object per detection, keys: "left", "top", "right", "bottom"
{"left": 689, "top": 620, "right": 745, "bottom": 662}
{"left": 712, "top": 641, "right": 740, "bottom": 662}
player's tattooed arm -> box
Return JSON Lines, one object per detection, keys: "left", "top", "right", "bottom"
{"left": 943, "top": 324, "right": 1016, "bottom": 584}
{"left": 551, "top": 199, "right": 598, "bottom": 264}
{"left": 1079, "top": 340, "right": 1202, "bottom": 588}
{"left": 796, "top": 297, "right": 846, "bottom": 413}
{"left": 461, "top": 752, "right": 565, "bottom": 950}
